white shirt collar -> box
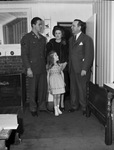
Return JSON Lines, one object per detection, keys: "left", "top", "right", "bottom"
{"left": 76, "top": 31, "right": 82, "bottom": 40}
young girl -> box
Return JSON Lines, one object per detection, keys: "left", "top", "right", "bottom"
{"left": 47, "top": 51, "right": 67, "bottom": 116}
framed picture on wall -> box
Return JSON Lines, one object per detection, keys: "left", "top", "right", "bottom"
{"left": 57, "top": 22, "right": 72, "bottom": 41}
{"left": 44, "top": 19, "right": 51, "bottom": 41}
{"left": 44, "top": 19, "right": 51, "bottom": 29}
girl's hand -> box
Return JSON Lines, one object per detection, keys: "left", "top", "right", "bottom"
{"left": 64, "top": 62, "right": 67, "bottom": 66}
{"left": 46, "top": 64, "right": 49, "bottom": 70}
{"left": 61, "top": 62, "right": 67, "bottom": 70}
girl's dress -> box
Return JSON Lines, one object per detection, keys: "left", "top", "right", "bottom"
{"left": 48, "top": 64, "right": 65, "bottom": 95}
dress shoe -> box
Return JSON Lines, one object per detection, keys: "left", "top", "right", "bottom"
{"left": 68, "top": 108, "right": 79, "bottom": 112}
{"left": 39, "top": 109, "right": 47, "bottom": 112}
{"left": 60, "top": 107, "right": 65, "bottom": 111}
{"left": 83, "top": 110, "right": 86, "bottom": 116}
{"left": 47, "top": 108, "right": 54, "bottom": 113}
{"left": 31, "top": 111, "right": 38, "bottom": 117}
{"left": 39, "top": 109, "right": 53, "bottom": 114}
{"left": 81, "top": 107, "right": 86, "bottom": 116}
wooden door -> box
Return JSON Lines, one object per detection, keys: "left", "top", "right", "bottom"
{"left": 86, "top": 14, "right": 97, "bottom": 84}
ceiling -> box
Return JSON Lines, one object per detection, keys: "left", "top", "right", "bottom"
{"left": 0, "top": 0, "right": 99, "bottom": 25}
{"left": 0, "top": 0, "right": 98, "bottom": 2}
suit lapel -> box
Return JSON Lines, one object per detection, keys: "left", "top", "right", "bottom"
{"left": 72, "top": 32, "right": 84, "bottom": 47}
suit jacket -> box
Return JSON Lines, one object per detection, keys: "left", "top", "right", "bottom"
{"left": 21, "top": 31, "right": 47, "bottom": 74}
{"left": 69, "top": 32, "right": 94, "bottom": 73}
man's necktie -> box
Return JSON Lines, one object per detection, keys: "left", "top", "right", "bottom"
{"left": 75, "top": 35, "right": 77, "bottom": 40}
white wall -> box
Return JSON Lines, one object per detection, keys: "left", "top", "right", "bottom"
{"left": 31, "top": 3, "right": 92, "bottom": 23}
{"left": 0, "top": 2, "right": 92, "bottom": 38}
{"left": 0, "top": 2, "right": 93, "bottom": 56}
{"left": 0, "top": 25, "right": 3, "bottom": 44}
{"left": 111, "top": 2, "right": 114, "bottom": 83}
{"left": 32, "top": 3, "right": 92, "bottom": 38}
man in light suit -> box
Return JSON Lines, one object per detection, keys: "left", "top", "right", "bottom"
{"left": 68, "top": 19, "right": 94, "bottom": 115}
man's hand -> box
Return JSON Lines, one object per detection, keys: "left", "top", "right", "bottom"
{"left": 27, "top": 68, "right": 33, "bottom": 77}
{"left": 81, "top": 70, "right": 86, "bottom": 76}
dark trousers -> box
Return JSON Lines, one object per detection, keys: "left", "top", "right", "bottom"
{"left": 64, "top": 70, "right": 70, "bottom": 94}
{"left": 28, "top": 73, "right": 47, "bottom": 112}
{"left": 70, "top": 68, "right": 90, "bottom": 110}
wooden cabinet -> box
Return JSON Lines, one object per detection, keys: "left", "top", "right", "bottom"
{"left": 0, "top": 73, "right": 26, "bottom": 111}
{"left": 87, "top": 82, "right": 114, "bottom": 145}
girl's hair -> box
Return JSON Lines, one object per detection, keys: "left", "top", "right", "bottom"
{"left": 47, "top": 51, "right": 58, "bottom": 69}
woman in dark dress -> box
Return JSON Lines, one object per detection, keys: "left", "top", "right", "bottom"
{"left": 46, "top": 26, "right": 69, "bottom": 111}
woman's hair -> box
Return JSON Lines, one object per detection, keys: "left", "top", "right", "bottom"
{"left": 47, "top": 51, "right": 57, "bottom": 69}
{"left": 52, "top": 26, "right": 65, "bottom": 37}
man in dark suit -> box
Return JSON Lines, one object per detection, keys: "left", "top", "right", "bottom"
{"left": 21, "top": 17, "right": 47, "bottom": 117}
{"left": 69, "top": 19, "right": 94, "bottom": 114}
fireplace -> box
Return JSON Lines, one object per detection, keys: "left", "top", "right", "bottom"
{"left": 0, "top": 73, "right": 26, "bottom": 111}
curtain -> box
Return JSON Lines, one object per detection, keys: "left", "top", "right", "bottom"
{"left": 3, "top": 18, "right": 27, "bottom": 44}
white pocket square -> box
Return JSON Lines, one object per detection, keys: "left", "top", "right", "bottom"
{"left": 79, "top": 42, "right": 83, "bottom": 45}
